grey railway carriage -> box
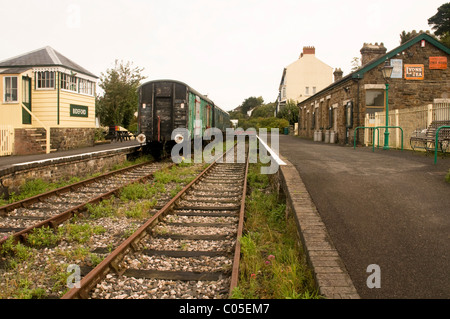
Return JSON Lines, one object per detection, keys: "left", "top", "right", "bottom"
{"left": 137, "top": 79, "right": 230, "bottom": 155}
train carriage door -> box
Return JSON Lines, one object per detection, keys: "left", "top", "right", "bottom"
{"left": 194, "top": 96, "right": 201, "bottom": 138}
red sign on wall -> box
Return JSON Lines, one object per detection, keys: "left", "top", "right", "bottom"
{"left": 429, "top": 57, "right": 447, "bottom": 70}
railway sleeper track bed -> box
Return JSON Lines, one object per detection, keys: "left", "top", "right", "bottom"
{"left": 0, "top": 160, "right": 208, "bottom": 298}
{"left": 0, "top": 160, "right": 170, "bottom": 242}
{"left": 64, "top": 145, "right": 249, "bottom": 299}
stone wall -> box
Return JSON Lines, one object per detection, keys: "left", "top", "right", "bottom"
{"left": 51, "top": 128, "right": 96, "bottom": 151}
{"left": 14, "top": 128, "right": 47, "bottom": 155}
{"left": 0, "top": 146, "right": 140, "bottom": 198}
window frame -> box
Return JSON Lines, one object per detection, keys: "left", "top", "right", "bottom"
{"left": 3, "top": 76, "right": 18, "bottom": 103}
{"left": 36, "top": 71, "right": 55, "bottom": 90}
{"left": 60, "top": 73, "right": 78, "bottom": 93}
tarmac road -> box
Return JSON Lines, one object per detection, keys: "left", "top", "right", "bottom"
{"left": 278, "top": 135, "right": 450, "bottom": 299}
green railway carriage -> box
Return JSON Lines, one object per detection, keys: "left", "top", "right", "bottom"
{"left": 137, "top": 79, "right": 230, "bottom": 151}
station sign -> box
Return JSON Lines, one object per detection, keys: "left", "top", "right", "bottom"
{"left": 429, "top": 57, "right": 447, "bottom": 70}
{"left": 404, "top": 64, "right": 424, "bottom": 80}
{"left": 70, "top": 104, "right": 89, "bottom": 117}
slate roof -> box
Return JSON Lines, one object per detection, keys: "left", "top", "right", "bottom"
{"left": 0, "top": 46, "right": 97, "bottom": 78}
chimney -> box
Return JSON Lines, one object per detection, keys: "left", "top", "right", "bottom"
{"left": 360, "top": 42, "right": 387, "bottom": 66}
{"left": 333, "top": 68, "right": 343, "bottom": 82}
{"left": 300, "top": 46, "right": 315, "bottom": 58}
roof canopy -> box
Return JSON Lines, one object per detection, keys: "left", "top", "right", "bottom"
{"left": 0, "top": 46, "right": 97, "bottom": 78}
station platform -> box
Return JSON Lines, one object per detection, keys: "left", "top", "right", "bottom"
{"left": 0, "top": 140, "right": 142, "bottom": 175}
{"left": 277, "top": 134, "right": 450, "bottom": 299}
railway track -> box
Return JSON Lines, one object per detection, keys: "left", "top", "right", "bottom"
{"left": 0, "top": 160, "right": 170, "bottom": 245}
{"left": 63, "top": 143, "right": 249, "bottom": 299}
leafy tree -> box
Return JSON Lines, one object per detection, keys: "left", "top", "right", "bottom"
{"left": 400, "top": 30, "right": 421, "bottom": 44}
{"left": 251, "top": 102, "right": 276, "bottom": 118}
{"left": 276, "top": 99, "right": 299, "bottom": 125}
{"left": 350, "top": 57, "right": 361, "bottom": 72}
{"left": 239, "top": 96, "right": 264, "bottom": 115}
{"left": 428, "top": 3, "right": 450, "bottom": 48}
{"left": 96, "top": 60, "right": 146, "bottom": 128}
{"left": 428, "top": 3, "right": 450, "bottom": 37}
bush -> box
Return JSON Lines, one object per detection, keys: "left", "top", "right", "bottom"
{"left": 239, "top": 117, "right": 289, "bottom": 131}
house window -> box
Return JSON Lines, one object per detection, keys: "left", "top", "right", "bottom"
{"left": 36, "top": 71, "right": 55, "bottom": 89}
{"left": 365, "top": 90, "right": 385, "bottom": 115}
{"left": 312, "top": 87, "right": 317, "bottom": 94}
{"left": 78, "top": 78, "right": 94, "bottom": 96}
{"left": 4, "top": 76, "right": 18, "bottom": 102}
{"left": 305, "top": 87, "right": 309, "bottom": 95}
{"left": 61, "top": 73, "right": 78, "bottom": 92}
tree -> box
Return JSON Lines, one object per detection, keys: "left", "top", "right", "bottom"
{"left": 428, "top": 3, "right": 450, "bottom": 48}
{"left": 251, "top": 102, "right": 276, "bottom": 118}
{"left": 428, "top": 3, "right": 450, "bottom": 37}
{"left": 239, "top": 96, "right": 264, "bottom": 115}
{"left": 350, "top": 57, "right": 361, "bottom": 72}
{"left": 400, "top": 30, "right": 421, "bottom": 44}
{"left": 96, "top": 60, "right": 146, "bottom": 128}
{"left": 276, "top": 99, "right": 299, "bottom": 125}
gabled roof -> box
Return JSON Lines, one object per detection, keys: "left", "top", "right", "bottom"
{"left": 298, "top": 33, "right": 450, "bottom": 105}
{"left": 0, "top": 46, "right": 97, "bottom": 78}
{"left": 352, "top": 33, "right": 450, "bottom": 79}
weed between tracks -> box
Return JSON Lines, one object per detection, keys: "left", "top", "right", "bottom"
{"left": 231, "top": 162, "right": 320, "bottom": 299}
{"left": 0, "top": 161, "right": 206, "bottom": 299}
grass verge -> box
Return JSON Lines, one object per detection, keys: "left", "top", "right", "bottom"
{"left": 231, "top": 161, "right": 321, "bottom": 299}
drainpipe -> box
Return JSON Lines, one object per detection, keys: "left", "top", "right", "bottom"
{"left": 356, "top": 78, "right": 360, "bottom": 143}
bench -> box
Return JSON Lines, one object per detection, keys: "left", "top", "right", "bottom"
{"left": 104, "top": 126, "right": 136, "bottom": 142}
{"left": 410, "top": 120, "right": 450, "bottom": 155}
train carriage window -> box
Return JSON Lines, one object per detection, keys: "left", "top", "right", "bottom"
{"left": 206, "top": 105, "right": 211, "bottom": 128}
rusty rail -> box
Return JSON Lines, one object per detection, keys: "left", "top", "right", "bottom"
{"left": 62, "top": 143, "right": 247, "bottom": 299}
{"left": 0, "top": 161, "right": 171, "bottom": 246}
{"left": 229, "top": 145, "right": 249, "bottom": 296}
{"left": 0, "top": 161, "right": 153, "bottom": 216}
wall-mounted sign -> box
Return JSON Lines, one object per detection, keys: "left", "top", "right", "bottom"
{"left": 70, "top": 104, "right": 88, "bottom": 117}
{"left": 429, "top": 57, "right": 447, "bottom": 70}
{"left": 390, "top": 59, "right": 403, "bottom": 78}
{"left": 404, "top": 64, "right": 424, "bottom": 80}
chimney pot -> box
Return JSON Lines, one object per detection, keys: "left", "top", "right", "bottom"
{"left": 333, "top": 68, "right": 343, "bottom": 82}
{"left": 302, "top": 46, "right": 316, "bottom": 56}
{"left": 360, "top": 42, "right": 387, "bottom": 66}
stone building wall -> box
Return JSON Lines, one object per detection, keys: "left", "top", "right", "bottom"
{"left": 298, "top": 38, "right": 450, "bottom": 146}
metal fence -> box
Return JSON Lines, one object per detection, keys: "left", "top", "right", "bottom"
{"left": 364, "top": 99, "right": 450, "bottom": 150}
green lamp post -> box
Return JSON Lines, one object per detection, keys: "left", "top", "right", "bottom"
{"left": 381, "top": 60, "right": 394, "bottom": 150}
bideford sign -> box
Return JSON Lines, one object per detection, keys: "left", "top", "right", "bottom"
{"left": 70, "top": 104, "right": 88, "bottom": 118}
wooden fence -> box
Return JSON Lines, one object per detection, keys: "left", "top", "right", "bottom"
{"left": 0, "top": 125, "right": 14, "bottom": 156}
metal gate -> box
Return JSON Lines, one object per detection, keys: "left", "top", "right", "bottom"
{"left": 0, "top": 125, "right": 14, "bottom": 156}
{"left": 432, "top": 99, "right": 450, "bottom": 121}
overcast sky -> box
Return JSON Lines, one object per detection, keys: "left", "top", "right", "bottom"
{"left": 0, "top": 0, "right": 446, "bottom": 111}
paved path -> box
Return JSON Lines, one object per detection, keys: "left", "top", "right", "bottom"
{"left": 278, "top": 135, "right": 450, "bottom": 299}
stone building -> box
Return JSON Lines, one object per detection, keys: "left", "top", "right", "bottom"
{"left": 277, "top": 46, "right": 333, "bottom": 114}
{"left": 297, "top": 33, "right": 450, "bottom": 146}
{"left": 0, "top": 46, "right": 98, "bottom": 156}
